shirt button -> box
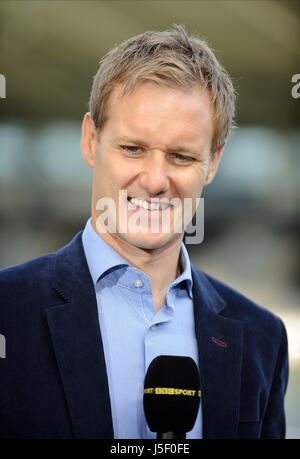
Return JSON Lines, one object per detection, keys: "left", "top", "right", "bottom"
{"left": 150, "top": 325, "right": 156, "bottom": 331}
{"left": 134, "top": 279, "right": 143, "bottom": 288}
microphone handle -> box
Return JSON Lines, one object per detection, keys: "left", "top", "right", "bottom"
{"left": 157, "top": 431, "right": 186, "bottom": 440}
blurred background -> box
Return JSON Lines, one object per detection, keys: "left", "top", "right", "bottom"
{"left": 0, "top": 0, "right": 299, "bottom": 438}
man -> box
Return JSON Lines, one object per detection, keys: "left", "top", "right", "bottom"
{"left": 0, "top": 25, "right": 288, "bottom": 439}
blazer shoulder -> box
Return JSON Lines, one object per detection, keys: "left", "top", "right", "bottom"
{"left": 0, "top": 232, "right": 83, "bottom": 313}
{"left": 0, "top": 251, "right": 59, "bottom": 314}
{"left": 0, "top": 231, "right": 83, "bottom": 288}
{"left": 192, "top": 264, "right": 285, "bottom": 336}
{"left": 0, "top": 251, "right": 56, "bottom": 287}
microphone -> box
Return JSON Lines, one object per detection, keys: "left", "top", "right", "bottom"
{"left": 143, "top": 355, "right": 201, "bottom": 439}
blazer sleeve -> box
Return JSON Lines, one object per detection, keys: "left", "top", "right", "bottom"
{"left": 261, "top": 319, "right": 289, "bottom": 439}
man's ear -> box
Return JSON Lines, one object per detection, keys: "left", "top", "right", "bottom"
{"left": 81, "top": 112, "right": 97, "bottom": 167}
{"left": 205, "top": 143, "right": 225, "bottom": 186}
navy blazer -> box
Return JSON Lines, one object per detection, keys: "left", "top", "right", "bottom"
{"left": 0, "top": 232, "right": 288, "bottom": 439}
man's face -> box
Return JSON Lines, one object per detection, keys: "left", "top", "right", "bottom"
{"left": 82, "top": 82, "right": 223, "bottom": 252}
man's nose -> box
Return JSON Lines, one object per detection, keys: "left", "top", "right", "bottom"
{"left": 138, "top": 151, "right": 170, "bottom": 196}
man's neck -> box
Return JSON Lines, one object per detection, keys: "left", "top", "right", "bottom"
{"left": 91, "top": 218, "right": 182, "bottom": 310}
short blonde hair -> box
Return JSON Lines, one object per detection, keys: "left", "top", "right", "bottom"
{"left": 89, "top": 24, "right": 236, "bottom": 153}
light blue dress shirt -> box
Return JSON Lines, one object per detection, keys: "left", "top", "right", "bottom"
{"left": 82, "top": 218, "right": 202, "bottom": 439}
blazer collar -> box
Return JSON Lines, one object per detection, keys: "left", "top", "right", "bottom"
{"left": 191, "top": 266, "right": 244, "bottom": 439}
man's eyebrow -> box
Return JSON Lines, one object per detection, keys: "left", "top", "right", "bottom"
{"left": 114, "top": 136, "right": 199, "bottom": 155}
{"left": 166, "top": 145, "right": 199, "bottom": 155}
{"left": 114, "top": 135, "right": 147, "bottom": 145}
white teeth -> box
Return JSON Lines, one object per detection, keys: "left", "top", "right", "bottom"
{"left": 129, "top": 197, "right": 170, "bottom": 211}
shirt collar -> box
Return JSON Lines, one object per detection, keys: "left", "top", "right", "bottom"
{"left": 82, "top": 218, "right": 193, "bottom": 298}
{"left": 175, "top": 242, "right": 194, "bottom": 299}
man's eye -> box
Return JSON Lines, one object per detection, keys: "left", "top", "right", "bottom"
{"left": 120, "top": 145, "right": 142, "bottom": 154}
{"left": 169, "top": 153, "right": 194, "bottom": 164}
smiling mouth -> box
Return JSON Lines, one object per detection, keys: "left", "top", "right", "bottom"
{"left": 127, "top": 197, "right": 172, "bottom": 211}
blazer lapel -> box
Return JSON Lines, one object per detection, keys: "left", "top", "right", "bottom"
{"left": 192, "top": 267, "right": 244, "bottom": 439}
{"left": 46, "top": 232, "right": 114, "bottom": 439}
